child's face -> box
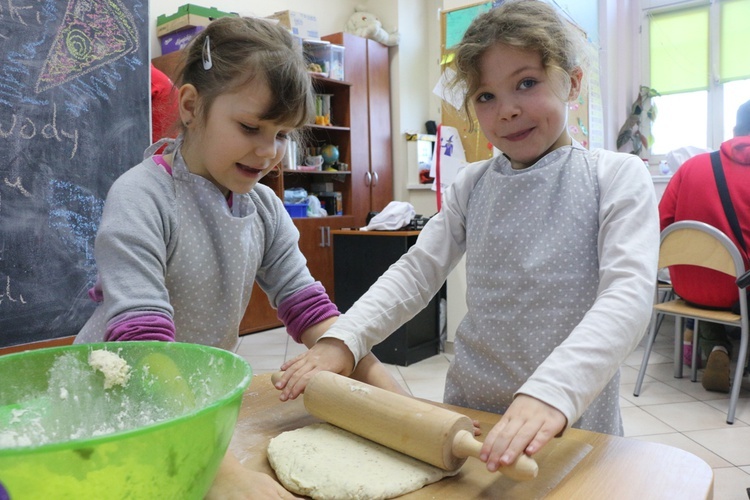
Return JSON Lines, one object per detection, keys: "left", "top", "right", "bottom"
{"left": 180, "top": 78, "right": 292, "bottom": 195}
{"left": 471, "top": 44, "right": 581, "bottom": 170}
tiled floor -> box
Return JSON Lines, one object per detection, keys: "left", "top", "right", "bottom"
{"left": 237, "top": 318, "right": 750, "bottom": 499}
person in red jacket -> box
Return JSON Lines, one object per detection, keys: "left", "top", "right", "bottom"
{"left": 659, "top": 100, "right": 750, "bottom": 393}
{"left": 150, "top": 64, "right": 180, "bottom": 143}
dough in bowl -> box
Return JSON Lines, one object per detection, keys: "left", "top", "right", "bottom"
{"left": 267, "top": 423, "right": 454, "bottom": 500}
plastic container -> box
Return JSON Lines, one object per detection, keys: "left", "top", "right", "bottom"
{"left": 284, "top": 202, "right": 308, "bottom": 218}
{"left": 0, "top": 342, "right": 252, "bottom": 499}
{"left": 303, "top": 39, "right": 331, "bottom": 77}
{"left": 282, "top": 140, "right": 298, "bottom": 170}
{"left": 329, "top": 44, "right": 345, "bottom": 81}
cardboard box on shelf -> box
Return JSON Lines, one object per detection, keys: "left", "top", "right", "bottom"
{"left": 311, "top": 182, "right": 334, "bottom": 192}
{"left": 156, "top": 4, "right": 237, "bottom": 37}
{"left": 266, "top": 10, "right": 319, "bottom": 39}
{"left": 159, "top": 26, "right": 203, "bottom": 55}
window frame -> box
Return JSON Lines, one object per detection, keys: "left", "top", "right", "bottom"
{"left": 641, "top": 0, "right": 730, "bottom": 161}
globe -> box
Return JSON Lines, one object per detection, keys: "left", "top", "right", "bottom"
{"left": 321, "top": 144, "right": 339, "bottom": 166}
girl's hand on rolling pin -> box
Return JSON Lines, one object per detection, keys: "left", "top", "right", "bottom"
{"left": 276, "top": 338, "right": 355, "bottom": 401}
{"left": 479, "top": 394, "right": 566, "bottom": 473}
{"left": 472, "top": 420, "right": 482, "bottom": 436}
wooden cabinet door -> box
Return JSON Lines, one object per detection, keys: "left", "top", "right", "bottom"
{"left": 151, "top": 51, "right": 182, "bottom": 80}
{"left": 239, "top": 282, "right": 281, "bottom": 335}
{"left": 294, "top": 216, "right": 354, "bottom": 303}
{"left": 331, "top": 33, "right": 371, "bottom": 227}
{"left": 321, "top": 34, "right": 393, "bottom": 227}
{"left": 239, "top": 215, "right": 354, "bottom": 334}
{"left": 366, "top": 39, "right": 394, "bottom": 214}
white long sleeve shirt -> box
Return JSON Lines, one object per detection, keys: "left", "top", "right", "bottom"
{"left": 321, "top": 144, "right": 658, "bottom": 434}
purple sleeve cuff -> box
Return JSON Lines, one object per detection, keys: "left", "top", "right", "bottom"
{"left": 88, "top": 275, "right": 103, "bottom": 302}
{"left": 105, "top": 311, "right": 176, "bottom": 342}
{"left": 277, "top": 282, "right": 340, "bottom": 344}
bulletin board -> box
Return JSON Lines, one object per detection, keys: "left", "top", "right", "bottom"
{"left": 439, "top": 1, "right": 596, "bottom": 162}
{"left": 0, "top": 0, "right": 151, "bottom": 348}
{"left": 440, "top": 1, "right": 495, "bottom": 163}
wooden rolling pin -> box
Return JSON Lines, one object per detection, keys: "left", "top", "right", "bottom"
{"left": 273, "top": 371, "right": 538, "bottom": 480}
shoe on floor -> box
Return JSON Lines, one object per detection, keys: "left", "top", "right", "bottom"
{"left": 683, "top": 344, "right": 701, "bottom": 368}
{"left": 702, "top": 348, "right": 730, "bottom": 393}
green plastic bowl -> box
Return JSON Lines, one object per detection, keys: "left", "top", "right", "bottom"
{"left": 0, "top": 342, "right": 252, "bottom": 499}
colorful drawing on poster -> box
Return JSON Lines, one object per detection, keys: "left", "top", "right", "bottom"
{"left": 568, "top": 92, "right": 589, "bottom": 148}
{"left": 36, "top": 0, "right": 139, "bottom": 93}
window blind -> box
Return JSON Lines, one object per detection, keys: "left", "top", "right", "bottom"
{"left": 649, "top": 7, "right": 708, "bottom": 95}
{"left": 720, "top": 0, "right": 750, "bottom": 83}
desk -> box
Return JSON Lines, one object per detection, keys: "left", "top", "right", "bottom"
{"left": 331, "top": 229, "right": 440, "bottom": 366}
{"left": 230, "top": 374, "right": 714, "bottom": 499}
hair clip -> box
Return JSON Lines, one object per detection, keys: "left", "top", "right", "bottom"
{"left": 202, "top": 35, "right": 213, "bottom": 70}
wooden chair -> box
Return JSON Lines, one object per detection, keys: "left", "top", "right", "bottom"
{"left": 654, "top": 282, "right": 675, "bottom": 338}
{"left": 633, "top": 221, "right": 749, "bottom": 424}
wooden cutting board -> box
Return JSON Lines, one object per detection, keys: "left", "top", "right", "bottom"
{"left": 229, "top": 374, "right": 713, "bottom": 499}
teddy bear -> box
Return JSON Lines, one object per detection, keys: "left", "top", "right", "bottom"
{"left": 345, "top": 6, "right": 399, "bottom": 46}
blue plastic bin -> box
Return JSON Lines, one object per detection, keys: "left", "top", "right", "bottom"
{"left": 284, "top": 202, "right": 308, "bottom": 218}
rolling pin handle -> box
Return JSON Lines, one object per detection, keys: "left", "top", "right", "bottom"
{"left": 452, "top": 429, "right": 483, "bottom": 459}
{"left": 452, "top": 430, "right": 539, "bottom": 481}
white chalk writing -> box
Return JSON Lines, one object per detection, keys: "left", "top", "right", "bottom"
{"left": 0, "top": 0, "right": 43, "bottom": 26}
{"left": 4, "top": 176, "right": 30, "bottom": 196}
{"left": 0, "top": 276, "right": 26, "bottom": 306}
{"left": 0, "top": 102, "right": 79, "bottom": 159}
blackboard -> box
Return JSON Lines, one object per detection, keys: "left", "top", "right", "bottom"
{"left": 0, "top": 0, "right": 150, "bottom": 348}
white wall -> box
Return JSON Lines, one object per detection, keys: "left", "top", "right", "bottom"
{"left": 390, "top": 0, "right": 425, "bottom": 206}
{"left": 150, "top": 1, "right": 360, "bottom": 57}
{"left": 599, "top": 0, "right": 641, "bottom": 151}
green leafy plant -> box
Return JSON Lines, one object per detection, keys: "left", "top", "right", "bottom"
{"left": 617, "top": 86, "right": 660, "bottom": 157}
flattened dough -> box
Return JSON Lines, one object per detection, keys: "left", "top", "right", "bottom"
{"left": 267, "top": 423, "right": 454, "bottom": 500}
